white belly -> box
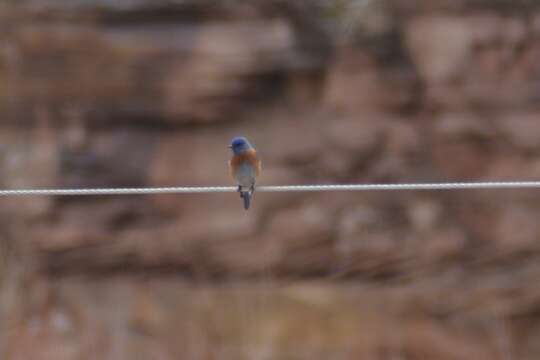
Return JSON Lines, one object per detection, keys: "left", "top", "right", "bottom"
{"left": 235, "top": 163, "right": 256, "bottom": 188}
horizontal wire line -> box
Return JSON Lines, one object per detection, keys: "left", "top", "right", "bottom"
{"left": 0, "top": 181, "right": 539, "bottom": 196}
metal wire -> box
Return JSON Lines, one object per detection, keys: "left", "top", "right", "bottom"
{"left": 0, "top": 181, "right": 539, "bottom": 196}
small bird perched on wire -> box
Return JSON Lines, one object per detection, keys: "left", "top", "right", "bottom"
{"left": 229, "top": 136, "right": 261, "bottom": 210}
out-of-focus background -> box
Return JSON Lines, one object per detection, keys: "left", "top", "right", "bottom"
{"left": 1, "top": 0, "right": 540, "bottom": 358}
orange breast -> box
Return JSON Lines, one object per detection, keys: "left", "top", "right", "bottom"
{"left": 229, "top": 149, "right": 261, "bottom": 178}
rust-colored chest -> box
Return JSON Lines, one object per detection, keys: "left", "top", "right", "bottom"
{"left": 229, "top": 149, "right": 261, "bottom": 177}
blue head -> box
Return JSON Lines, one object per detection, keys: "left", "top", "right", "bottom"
{"left": 229, "top": 136, "right": 253, "bottom": 155}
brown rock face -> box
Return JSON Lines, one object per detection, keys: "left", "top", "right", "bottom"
{"left": 1, "top": 0, "right": 540, "bottom": 359}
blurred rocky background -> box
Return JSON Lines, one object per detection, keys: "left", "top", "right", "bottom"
{"left": 1, "top": 0, "right": 540, "bottom": 358}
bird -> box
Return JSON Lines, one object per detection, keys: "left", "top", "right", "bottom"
{"left": 228, "top": 136, "right": 261, "bottom": 210}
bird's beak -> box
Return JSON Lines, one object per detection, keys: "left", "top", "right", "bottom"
{"left": 228, "top": 145, "right": 232, "bottom": 149}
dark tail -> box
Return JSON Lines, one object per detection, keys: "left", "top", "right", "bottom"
{"left": 242, "top": 191, "right": 251, "bottom": 210}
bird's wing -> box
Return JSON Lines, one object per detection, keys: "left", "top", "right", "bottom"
{"left": 256, "top": 158, "right": 262, "bottom": 177}
{"left": 245, "top": 150, "right": 261, "bottom": 177}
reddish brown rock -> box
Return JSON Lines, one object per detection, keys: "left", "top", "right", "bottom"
{"left": 1, "top": 1, "right": 540, "bottom": 359}
{"left": 406, "top": 16, "right": 473, "bottom": 84}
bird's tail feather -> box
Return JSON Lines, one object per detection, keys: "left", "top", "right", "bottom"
{"left": 242, "top": 191, "right": 251, "bottom": 210}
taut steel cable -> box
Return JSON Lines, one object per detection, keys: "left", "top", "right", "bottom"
{"left": 0, "top": 181, "right": 539, "bottom": 196}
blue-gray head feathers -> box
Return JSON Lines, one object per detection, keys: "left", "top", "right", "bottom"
{"left": 229, "top": 136, "right": 253, "bottom": 155}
